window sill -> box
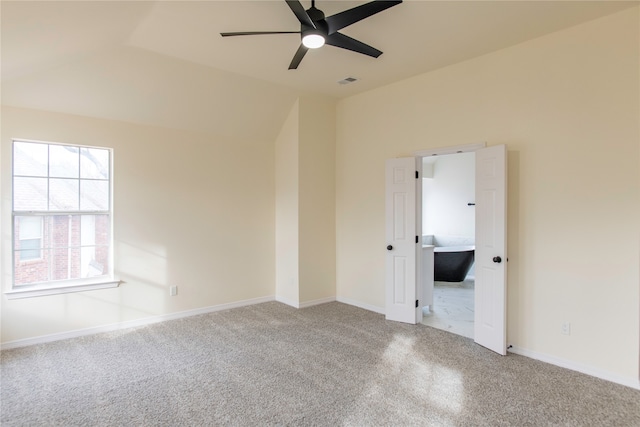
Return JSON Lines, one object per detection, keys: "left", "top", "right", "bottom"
{"left": 5, "top": 278, "right": 121, "bottom": 299}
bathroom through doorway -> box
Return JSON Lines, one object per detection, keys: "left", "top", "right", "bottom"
{"left": 385, "top": 143, "right": 507, "bottom": 354}
{"left": 420, "top": 151, "right": 476, "bottom": 339}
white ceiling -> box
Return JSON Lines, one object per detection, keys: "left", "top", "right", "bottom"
{"left": 1, "top": 0, "right": 635, "bottom": 140}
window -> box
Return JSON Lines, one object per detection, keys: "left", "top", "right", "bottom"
{"left": 17, "top": 216, "right": 43, "bottom": 261}
{"left": 9, "top": 140, "right": 118, "bottom": 298}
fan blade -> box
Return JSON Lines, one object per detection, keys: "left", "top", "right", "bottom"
{"left": 325, "top": 0, "right": 402, "bottom": 34}
{"left": 221, "top": 31, "right": 300, "bottom": 37}
{"left": 285, "top": 0, "right": 316, "bottom": 29}
{"left": 325, "top": 32, "right": 382, "bottom": 58}
{"left": 288, "top": 44, "right": 309, "bottom": 69}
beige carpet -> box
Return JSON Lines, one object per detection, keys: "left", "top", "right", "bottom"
{"left": 2, "top": 301, "right": 639, "bottom": 426}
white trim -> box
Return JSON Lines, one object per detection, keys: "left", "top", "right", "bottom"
{"left": 413, "top": 142, "right": 486, "bottom": 157}
{"left": 275, "top": 295, "right": 336, "bottom": 309}
{"left": 5, "top": 278, "right": 121, "bottom": 299}
{"left": 299, "top": 296, "right": 336, "bottom": 308}
{"left": 275, "top": 295, "right": 299, "bottom": 308}
{"left": 336, "top": 296, "right": 385, "bottom": 315}
{"left": 508, "top": 345, "right": 640, "bottom": 391}
{"left": 0, "top": 295, "right": 275, "bottom": 350}
{"left": 11, "top": 137, "right": 111, "bottom": 151}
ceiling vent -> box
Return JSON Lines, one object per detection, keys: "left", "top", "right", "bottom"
{"left": 338, "top": 77, "right": 359, "bottom": 85}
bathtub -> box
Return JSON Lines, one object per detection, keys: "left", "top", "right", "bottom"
{"left": 434, "top": 245, "right": 475, "bottom": 282}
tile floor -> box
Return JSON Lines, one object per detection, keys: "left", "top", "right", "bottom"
{"left": 422, "top": 279, "right": 474, "bottom": 339}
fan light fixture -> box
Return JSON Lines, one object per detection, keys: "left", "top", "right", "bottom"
{"left": 220, "top": 0, "right": 403, "bottom": 69}
{"left": 302, "top": 33, "right": 325, "bottom": 49}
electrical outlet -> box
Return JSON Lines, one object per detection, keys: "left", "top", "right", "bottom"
{"left": 170, "top": 286, "right": 178, "bottom": 296}
{"left": 561, "top": 321, "right": 571, "bottom": 335}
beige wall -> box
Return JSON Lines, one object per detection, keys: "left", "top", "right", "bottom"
{"left": 275, "top": 96, "right": 337, "bottom": 306}
{"left": 1, "top": 106, "right": 276, "bottom": 343}
{"left": 336, "top": 7, "right": 639, "bottom": 380}
{"left": 298, "top": 96, "right": 337, "bottom": 304}
{"left": 275, "top": 101, "right": 300, "bottom": 305}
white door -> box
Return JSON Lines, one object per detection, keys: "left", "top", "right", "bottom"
{"left": 474, "top": 144, "right": 508, "bottom": 354}
{"left": 385, "top": 157, "right": 422, "bottom": 324}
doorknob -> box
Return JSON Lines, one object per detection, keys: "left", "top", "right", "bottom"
{"left": 493, "top": 256, "right": 502, "bottom": 263}
{"left": 387, "top": 245, "right": 393, "bottom": 251}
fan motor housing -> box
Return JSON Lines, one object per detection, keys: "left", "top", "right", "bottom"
{"left": 305, "top": 7, "right": 328, "bottom": 34}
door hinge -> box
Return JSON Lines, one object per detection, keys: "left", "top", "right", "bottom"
{"left": 415, "top": 300, "right": 419, "bottom": 308}
{"left": 415, "top": 171, "right": 419, "bottom": 179}
{"left": 415, "top": 236, "right": 419, "bottom": 244}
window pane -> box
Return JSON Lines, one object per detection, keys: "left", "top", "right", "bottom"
{"left": 50, "top": 246, "right": 82, "bottom": 281}
{"left": 14, "top": 216, "right": 43, "bottom": 261}
{"left": 13, "top": 177, "right": 47, "bottom": 210}
{"left": 49, "top": 179, "right": 79, "bottom": 211}
{"left": 17, "top": 216, "right": 42, "bottom": 240}
{"left": 94, "top": 245, "right": 110, "bottom": 274}
{"left": 19, "top": 239, "right": 42, "bottom": 260}
{"left": 80, "top": 215, "right": 110, "bottom": 278}
{"left": 94, "top": 215, "right": 111, "bottom": 246}
{"left": 81, "top": 247, "right": 107, "bottom": 278}
{"left": 80, "top": 180, "right": 109, "bottom": 211}
{"left": 81, "top": 147, "right": 109, "bottom": 179}
{"left": 49, "top": 144, "right": 79, "bottom": 178}
{"left": 46, "top": 215, "right": 73, "bottom": 248}
{"left": 14, "top": 249, "right": 49, "bottom": 285}
{"left": 13, "top": 141, "right": 48, "bottom": 177}
{"left": 81, "top": 214, "right": 95, "bottom": 246}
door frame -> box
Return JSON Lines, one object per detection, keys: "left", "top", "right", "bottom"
{"left": 414, "top": 142, "right": 487, "bottom": 159}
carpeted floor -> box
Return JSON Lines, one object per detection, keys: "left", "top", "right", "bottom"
{"left": 1, "top": 301, "right": 639, "bottom": 426}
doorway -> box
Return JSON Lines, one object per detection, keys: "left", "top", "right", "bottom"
{"left": 385, "top": 143, "right": 507, "bottom": 354}
{"left": 420, "top": 152, "right": 476, "bottom": 339}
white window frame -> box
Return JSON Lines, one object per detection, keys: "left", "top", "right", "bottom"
{"left": 6, "top": 139, "right": 119, "bottom": 299}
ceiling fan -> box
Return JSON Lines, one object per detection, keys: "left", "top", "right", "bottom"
{"left": 221, "top": 0, "right": 402, "bottom": 70}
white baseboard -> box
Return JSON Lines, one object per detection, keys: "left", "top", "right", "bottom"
{"left": 275, "top": 295, "right": 336, "bottom": 309}
{"left": 299, "top": 296, "right": 336, "bottom": 308}
{"left": 1, "top": 295, "right": 276, "bottom": 350}
{"left": 336, "top": 296, "right": 385, "bottom": 315}
{"left": 275, "top": 295, "right": 299, "bottom": 308}
{"left": 508, "top": 345, "right": 640, "bottom": 390}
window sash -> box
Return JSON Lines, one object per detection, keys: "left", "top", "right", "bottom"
{"left": 13, "top": 213, "right": 112, "bottom": 287}
{"left": 12, "top": 140, "right": 111, "bottom": 213}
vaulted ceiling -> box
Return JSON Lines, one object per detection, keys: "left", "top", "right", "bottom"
{"left": 1, "top": 1, "right": 635, "bottom": 140}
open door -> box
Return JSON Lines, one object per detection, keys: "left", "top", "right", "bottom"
{"left": 385, "top": 146, "right": 506, "bottom": 354}
{"left": 474, "top": 144, "right": 507, "bottom": 354}
{"left": 385, "top": 157, "right": 422, "bottom": 324}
